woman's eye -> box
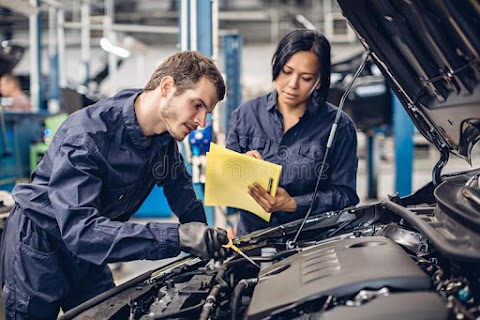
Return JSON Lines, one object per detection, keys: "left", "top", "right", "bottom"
{"left": 194, "top": 102, "right": 202, "bottom": 109}
{"left": 282, "top": 69, "right": 292, "bottom": 75}
{"left": 302, "top": 77, "right": 313, "bottom": 82}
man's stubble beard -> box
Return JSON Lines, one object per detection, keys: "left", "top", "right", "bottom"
{"left": 161, "top": 101, "right": 184, "bottom": 141}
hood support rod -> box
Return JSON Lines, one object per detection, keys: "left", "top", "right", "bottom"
{"left": 433, "top": 146, "right": 450, "bottom": 187}
{"left": 290, "top": 49, "right": 372, "bottom": 247}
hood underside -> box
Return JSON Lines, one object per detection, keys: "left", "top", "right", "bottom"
{"left": 337, "top": 0, "right": 480, "bottom": 163}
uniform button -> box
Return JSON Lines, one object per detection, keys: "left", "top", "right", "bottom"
{"left": 118, "top": 194, "right": 124, "bottom": 200}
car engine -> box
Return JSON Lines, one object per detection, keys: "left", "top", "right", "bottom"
{"left": 62, "top": 170, "right": 480, "bottom": 320}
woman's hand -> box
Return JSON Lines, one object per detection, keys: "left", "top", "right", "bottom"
{"left": 244, "top": 150, "right": 263, "bottom": 160}
{"left": 248, "top": 183, "right": 297, "bottom": 213}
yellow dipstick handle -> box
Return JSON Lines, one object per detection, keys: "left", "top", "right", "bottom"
{"left": 223, "top": 237, "right": 260, "bottom": 268}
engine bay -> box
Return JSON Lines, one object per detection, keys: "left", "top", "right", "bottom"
{"left": 61, "top": 170, "right": 480, "bottom": 320}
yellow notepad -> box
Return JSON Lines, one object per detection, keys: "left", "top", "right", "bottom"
{"left": 205, "top": 143, "right": 282, "bottom": 222}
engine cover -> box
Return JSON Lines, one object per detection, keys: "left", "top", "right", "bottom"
{"left": 247, "top": 236, "right": 431, "bottom": 319}
{"left": 319, "top": 292, "right": 449, "bottom": 320}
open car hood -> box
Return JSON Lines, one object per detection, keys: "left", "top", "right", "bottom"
{"left": 337, "top": 0, "right": 480, "bottom": 163}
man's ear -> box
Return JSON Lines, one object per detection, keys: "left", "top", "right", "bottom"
{"left": 159, "top": 76, "right": 175, "bottom": 97}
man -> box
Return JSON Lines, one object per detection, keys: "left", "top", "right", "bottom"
{"left": 1, "top": 51, "right": 228, "bottom": 319}
{"left": 0, "top": 73, "right": 32, "bottom": 112}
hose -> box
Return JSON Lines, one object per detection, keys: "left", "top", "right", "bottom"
{"left": 231, "top": 278, "right": 258, "bottom": 320}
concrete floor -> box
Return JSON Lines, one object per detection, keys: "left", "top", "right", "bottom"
{"left": 111, "top": 138, "right": 478, "bottom": 285}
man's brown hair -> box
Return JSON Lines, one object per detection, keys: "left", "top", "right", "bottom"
{"left": 144, "top": 51, "right": 225, "bottom": 101}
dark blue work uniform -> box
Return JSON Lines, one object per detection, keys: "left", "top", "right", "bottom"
{"left": 1, "top": 89, "right": 206, "bottom": 319}
{"left": 226, "top": 90, "right": 359, "bottom": 236}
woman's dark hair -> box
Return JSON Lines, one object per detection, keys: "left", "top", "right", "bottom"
{"left": 272, "top": 29, "right": 331, "bottom": 107}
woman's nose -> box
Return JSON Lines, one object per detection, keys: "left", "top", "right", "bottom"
{"left": 288, "top": 76, "right": 299, "bottom": 89}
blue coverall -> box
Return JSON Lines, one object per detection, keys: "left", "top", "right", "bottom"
{"left": 226, "top": 90, "right": 359, "bottom": 236}
{"left": 1, "top": 89, "right": 206, "bottom": 319}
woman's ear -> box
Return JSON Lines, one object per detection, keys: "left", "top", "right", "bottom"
{"left": 307, "top": 77, "right": 321, "bottom": 96}
{"left": 314, "top": 77, "right": 321, "bottom": 90}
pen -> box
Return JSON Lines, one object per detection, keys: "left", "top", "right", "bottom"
{"left": 267, "top": 177, "right": 273, "bottom": 195}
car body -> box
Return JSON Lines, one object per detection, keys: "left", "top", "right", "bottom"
{"left": 60, "top": 1, "right": 480, "bottom": 319}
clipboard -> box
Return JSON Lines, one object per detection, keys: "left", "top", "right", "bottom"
{"left": 205, "top": 143, "right": 282, "bottom": 222}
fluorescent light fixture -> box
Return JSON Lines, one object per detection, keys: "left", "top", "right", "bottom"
{"left": 100, "top": 37, "right": 130, "bottom": 58}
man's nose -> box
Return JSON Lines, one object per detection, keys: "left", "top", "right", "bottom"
{"left": 194, "top": 109, "right": 207, "bottom": 128}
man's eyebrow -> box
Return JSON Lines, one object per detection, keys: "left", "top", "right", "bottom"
{"left": 198, "top": 98, "right": 214, "bottom": 113}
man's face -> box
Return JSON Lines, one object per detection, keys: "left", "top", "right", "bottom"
{"left": 161, "top": 77, "right": 219, "bottom": 141}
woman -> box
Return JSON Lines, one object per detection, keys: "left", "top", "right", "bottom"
{"left": 226, "top": 29, "right": 359, "bottom": 236}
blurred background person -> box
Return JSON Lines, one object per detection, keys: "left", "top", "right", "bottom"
{"left": 0, "top": 73, "right": 32, "bottom": 112}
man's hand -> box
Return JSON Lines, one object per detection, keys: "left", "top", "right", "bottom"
{"left": 248, "top": 183, "right": 297, "bottom": 213}
{"left": 179, "top": 222, "right": 228, "bottom": 260}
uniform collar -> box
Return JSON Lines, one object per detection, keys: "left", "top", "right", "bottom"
{"left": 122, "top": 89, "right": 172, "bottom": 151}
{"left": 266, "top": 90, "right": 278, "bottom": 111}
